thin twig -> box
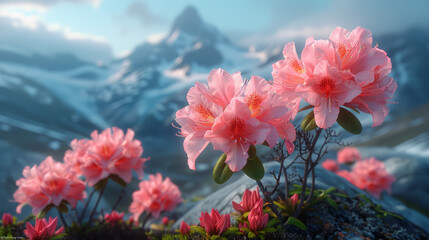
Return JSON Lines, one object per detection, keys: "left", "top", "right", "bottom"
{"left": 58, "top": 209, "right": 69, "bottom": 229}
{"left": 79, "top": 188, "right": 96, "bottom": 223}
{"left": 291, "top": 128, "right": 323, "bottom": 219}
{"left": 256, "top": 180, "right": 283, "bottom": 222}
{"left": 88, "top": 182, "right": 107, "bottom": 225}
{"left": 111, "top": 188, "right": 126, "bottom": 212}
{"left": 141, "top": 212, "right": 152, "bottom": 230}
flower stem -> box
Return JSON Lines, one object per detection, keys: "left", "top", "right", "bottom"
{"left": 88, "top": 181, "right": 107, "bottom": 225}
{"left": 79, "top": 188, "right": 96, "bottom": 223}
{"left": 291, "top": 128, "right": 323, "bottom": 219}
{"left": 58, "top": 209, "right": 69, "bottom": 229}
{"left": 141, "top": 212, "right": 152, "bottom": 230}
{"left": 111, "top": 188, "right": 126, "bottom": 212}
{"left": 256, "top": 180, "right": 283, "bottom": 222}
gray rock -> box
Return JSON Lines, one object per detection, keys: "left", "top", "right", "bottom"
{"left": 173, "top": 162, "right": 429, "bottom": 234}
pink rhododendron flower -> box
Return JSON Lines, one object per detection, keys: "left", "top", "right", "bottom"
{"left": 345, "top": 57, "right": 397, "bottom": 127}
{"left": 199, "top": 209, "right": 230, "bottom": 236}
{"left": 322, "top": 159, "right": 340, "bottom": 172}
{"left": 329, "top": 27, "right": 388, "bottom": 84}
{"left": 351, "top": 157, "right": 396, "bottom": 198}
{"left": 242, "top": 75, "right": 296, "bottom": 152}
{"left": 14, "top": 157, "right": 86, "bottom": 215}
{"left": 273, "top": 42, "right": 307, "bottom": 116}
{"left": 295, "top": 60, "right": 361, "bottom": 128}
{"left": 274, "top": 27, "right": 395, "bottom": 129}
{"left": 104, "top": 211, "right": 124, "bottom": 226}
{"left": 2, "top": 213, "right": 13, "bottom": 226}
{"left": 232, "top": 188, "right": 262, "bottom": 214}
{"left": 248, "top": 199, "right": 269, "bottom": 232}
{"left": 180, "top": 221, "right": 190, "bottom": 235}
{"left": 205, "top": 98, "right": 271, "bottom": 172}
{"left": 175, "top": 69, "right": 242, "bottom": 170}
{"left": 65, "top": 127, "right": 149, "bottom": 187}
{"left": 176, "top": 68, "right": 296, "bottom": 172}
{"left": 337, "top": 147, "right": 361, "bottom": 164}
{"left": 63, "top": 139, "right": 89, "bottom": 175}
{"left": 129, "top": 173, "right": 182, "bottom": 220}
{"left": 24, "top": 217, "right": 64, "bottom": 240}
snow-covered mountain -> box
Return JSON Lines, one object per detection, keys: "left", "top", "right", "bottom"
{"left": 0, "top": 6, "right": 428, "bottom": 215}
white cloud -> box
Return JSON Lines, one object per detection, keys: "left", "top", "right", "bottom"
{"left": 0, "top": 11, "right": 113, "bottom": 62}
{"left": 124, "top": 1, "right": 166, "bottom": 27}
{"left": 0, "top": 0, "right": 102, "bottom": 9}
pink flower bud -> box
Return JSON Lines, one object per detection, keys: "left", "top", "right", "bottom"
{"left": 104, "top": 211, "right": 124, "bottom": 226}
{"left": 290, "top": 193, "right": 299, "bottom": 206}
{"left": 199, "top": 209, "right": 230, "bottom": 236}
{"left": 180, "top": 221, "right": 190, "bottom": 235}
{"left": 24, "top": 217, "right": 64, "bottom": 240}
{"left": 232, "top": 188, "right": 262, "bottom": 214}
{"left": 162, "top": 216, "right": 169, "bottom": 225}
{"left": 2, "top": 213, "right": 13, "bottom": 226}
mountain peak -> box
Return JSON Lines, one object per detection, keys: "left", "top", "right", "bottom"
{"left": 169, "top": 5, "right": 229, "bottom": 45}
{"left": 171, "top": 6, "right": 204, "bottom": 35}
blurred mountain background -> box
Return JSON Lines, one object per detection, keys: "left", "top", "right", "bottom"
{"left": 0, "top": 0, "right": 428, "bottom": 221}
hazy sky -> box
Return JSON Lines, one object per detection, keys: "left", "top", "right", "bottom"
{"left": 0, "top": 0, "right": 427, "bottom": 61}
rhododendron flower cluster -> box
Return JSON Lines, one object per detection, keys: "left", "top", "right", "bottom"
{"left": 24, "top": 217, "right": 64, "bottom": 240}
{"left": 322, "top": 147, "right": 395, "bottom": 198}
{"left": 129, "top": 173, "right": 182, "bottom": 220}
{"left": 337, "top": 146, "right": 362, "bottom": 164}
{"left": 351, "top": 157, "right": 396, "bottom": 198}
{"left": 199, "top": 209, "right": 231, "bottom": 236}
{"left": 104, "top": 211, "right": 124, "bottom": 226}
{"left": 64, "top": 127, "right": 149, "bottom": 187}
{"left": 273, "top": 27, "right": 396, "bottom": 128}
{"left": 13, "top": 156, "right": 86, "bottom": 215}
{"left": 176, "top": 69, "right": 296, "bottom": 172}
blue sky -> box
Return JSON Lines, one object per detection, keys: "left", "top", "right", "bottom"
{"left": 0, "top": 0, "right": 427, "bottom": 61}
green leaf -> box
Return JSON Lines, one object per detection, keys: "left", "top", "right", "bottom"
{"left": 211, "top": 235, "right": 221, "bottom": 240}
{"left": 242, "top": 156, "right": 265, "bottom": 180}
{"left": 286, "top": 216, "right": 307, "bottom": 231}
{"left": 110, "top": 174, "right": 127, "bottom": 187}
{"left": 298, "top": 105, "right": 314, "bottom": 113}
{"left": 221, "top": 227, "right": 239, "bottom": 236}
{"left": 190, "top": 226, "right": 206, "bottom": 235}
{"left": 264, "top": 227, "right": 277, "bottom": 233}
{"left": 357, "top": 193, "right": 371, "bottom": 203}
{"left": 324, "top": 187, "right": 337, "bottom": 195}
{"left": 248, "top": 232, "right": 256, "bottom": 238}
{"left": 49, "top": 233, "right": 67, "bottom": 240}
{"left": 248, "top": 145, "right": 257, "bottom": 159}
{"left": 56, "top": 200, "right": 69, "bottom": 213}
{"left": 94, "top": 177, "right": 109, "bottom": 191}
{"left": 337, "top": 107, "right": 362, "bottom": 134}
{"left": 332, "top": 193, "right": 349, "bottom": 198}
{"left": 266, "top": 218, "right": 278, "bottom": 228}
{"left": 243, "top": 212, "right": 250, "bottom": 218}
{"left": 212, "top": 153, "right": 234, "bottom": 184}
{"left": 326, "top": 198, "right": 338, "bottom": 210}
{"left": 37, "top": 204, "right": 53, "bottom": 219}
{"left": 301, "top": 111, "right": 317, "bottom": 131}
